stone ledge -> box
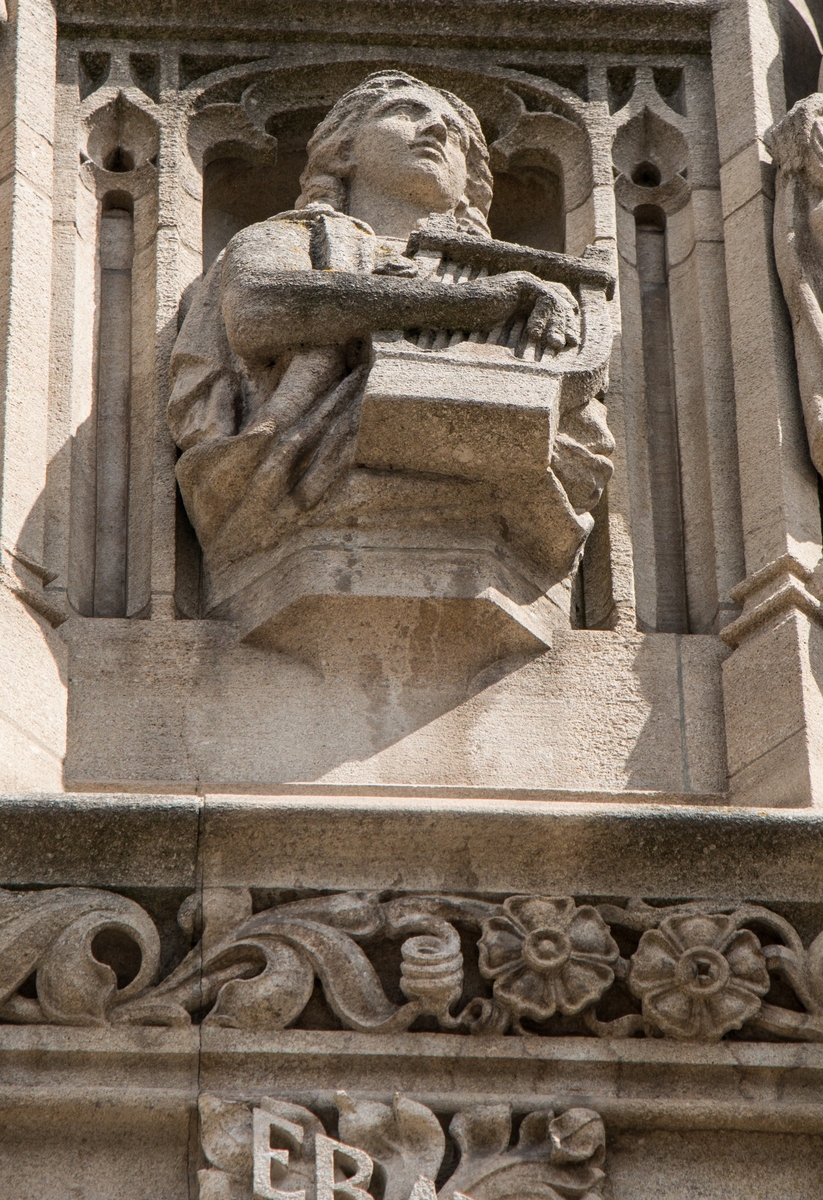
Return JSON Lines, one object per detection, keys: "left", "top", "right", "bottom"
{"left": 0, "top": 792, "right": 822, "bottom": 900}
{"left": 52, "top": 0, "right": 714, "bottom": 46}
{"left": 165, "top": 783, "right": 728, "bottom": 803}
{"left": 2, "top": 1027, "right": 822, "bottom": 1134}
{"left": 0, "top": 793, "right": 200, "bottom": 886}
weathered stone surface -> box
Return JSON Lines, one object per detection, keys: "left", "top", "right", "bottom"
{"left": 199, "top": 1092, "right": 607, "bottom": 1200}
{"left": 772, "top": 92, "right": 823, "bottom": 480}
{"left": 2, "top": 792, "right": 823, "bottom": 902}
{"left": 3, "top": 0, "right": 823, "bottom": 1194}
{"left": 61, "top": 620, "right": 728, "bottom": 796}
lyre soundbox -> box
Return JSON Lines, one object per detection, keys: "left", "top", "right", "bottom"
{"left": 358, "top": 233, "right": 615, "bottom": 487}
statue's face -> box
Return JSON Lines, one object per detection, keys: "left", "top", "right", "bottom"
{"left": 348, "top": 87, "right": 469, "bottom": 215}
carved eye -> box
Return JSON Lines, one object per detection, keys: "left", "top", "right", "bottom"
{"left": 443, "top": 115, "right": 467, "bottom": 146}
{"left": 383, "top": 100, "right": 429, "bottom": 121}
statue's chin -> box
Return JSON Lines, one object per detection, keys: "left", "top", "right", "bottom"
{"left": 389, "top": 161, "right": 461, "bottom": 213}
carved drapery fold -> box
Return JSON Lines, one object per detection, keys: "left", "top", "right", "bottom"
{"left": 168, "top": 210, "right": 615, "bottom": 584}
{"left": 771, "top": 93, "right": 823, "bottom": 479}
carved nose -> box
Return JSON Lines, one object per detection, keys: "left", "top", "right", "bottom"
{"left": 419, "top": 116, "right": 448, "bottom": 143}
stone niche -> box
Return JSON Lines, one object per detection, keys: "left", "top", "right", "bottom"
{"left": 48, "top": 47, "right": 733, "bottom": 798}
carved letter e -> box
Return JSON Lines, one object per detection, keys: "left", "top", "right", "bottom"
{"left": 253, "top": 1109, "right": 307, "bottom": 1200}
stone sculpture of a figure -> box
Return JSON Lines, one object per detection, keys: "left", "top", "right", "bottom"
{"left": 168, "top": 71, "right": 615, "bottom": 650}
{"left": 772, "top": 93, "right": 823, "bottom": 476}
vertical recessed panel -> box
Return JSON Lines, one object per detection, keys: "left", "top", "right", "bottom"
{"left": 93, "top": 205, "right": 133, "bottom": 617}
{"left": 636, "top": 207, "right": 688, "bottom": 633}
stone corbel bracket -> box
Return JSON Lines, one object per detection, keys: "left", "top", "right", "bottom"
{"left": 229, "top": 232, "right": 616, "bottom": 665}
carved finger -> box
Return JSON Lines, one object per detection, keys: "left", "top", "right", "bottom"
{"left": 524, "top": 297, "right": 552, "bottom": 349}
{"left": 565, "top": 302, "right": 581, "bottom": 347}
{"left": 543, "top": 296, "right": 568, "bottom": 352}
{"left": 545, "top": 327, "right": 567, "bottom": 353}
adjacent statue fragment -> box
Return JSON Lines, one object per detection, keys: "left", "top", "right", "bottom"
{"left": 771, "top": 94, "right": 823, "bottom": 475}
{"left": 169, "top": 71, "right": 615, "bottom": 660}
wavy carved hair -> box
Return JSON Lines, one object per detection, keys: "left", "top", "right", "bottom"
{"left": 296, "top": 70, "right": 493, "bottom": 236}
{"left": 769, "top": 93, "right": 823, "bottom": 179}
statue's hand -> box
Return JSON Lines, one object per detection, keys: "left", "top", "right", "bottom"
{"left": 522, "top": 277, "right": 580, "bottom": 353}
{"left": 495, "top": 272, "right": 581, "bottom": 354}
{"left": 527, "top": 280, "right": 581, "bottom": 353}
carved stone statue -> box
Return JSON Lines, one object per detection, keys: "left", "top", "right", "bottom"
{"left": 771, "top": 94, "right": 823, "bottom": 476}
{"left": 169, "top": 71, "right": 615, "bottom": 658}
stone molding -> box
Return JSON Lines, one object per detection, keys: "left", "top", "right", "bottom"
{"left": 2, "top": 885, "right": 822, "bottom": 1045}
{"left": 720, "top": 553, "right": 823, "bottom": 649}
{"left": 3, "top": 794, "right": 823, "bottom": 899}
{"left": 4, "top": 1025, "right": 823, "bottom": 1131}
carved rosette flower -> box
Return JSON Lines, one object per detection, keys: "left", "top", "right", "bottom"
{"left": 478, "top": 897, "right": 619, "bottom": 1023}
{"left": 628, "top": 914, "right": 770, "bottom": 1040}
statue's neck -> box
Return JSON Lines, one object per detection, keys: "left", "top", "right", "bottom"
{"left": 347, "top": 180, "right": 450, "bottom": 240}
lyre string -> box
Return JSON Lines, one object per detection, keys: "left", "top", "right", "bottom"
{"left": 409, "top": 257, "right": 540, "bottom": 359}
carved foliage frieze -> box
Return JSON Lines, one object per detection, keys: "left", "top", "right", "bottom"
{"left": 1, "top": 888, "right": 822, "bottom": 1043}
{"left": 198, "top": 1091, "right": 607, "bottom": 1200}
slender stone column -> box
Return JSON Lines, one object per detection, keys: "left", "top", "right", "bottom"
{"left": 712, "top": 0, "right": 823, "bottom": 804}
{"left": 0, "top": 0, "right": 67, "bottom": 789}
{"left": 93, "top": 206, "right": 134, "bottom": 617}
{"left": 0, "top": 0, "right": 56, "bottom": 569}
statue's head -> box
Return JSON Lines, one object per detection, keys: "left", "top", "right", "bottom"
{"left": 296, "top": 71, "right": 493, "bottom": 235}
{"left": 770, "top": 94, "right": 823, "bottom": 188}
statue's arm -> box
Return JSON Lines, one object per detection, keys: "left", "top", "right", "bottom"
{"left": 220, "top": 224, "right": 577, "bottom": 360}
{"left": 774, "top": 171, "right": 806, "bottom": 313}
